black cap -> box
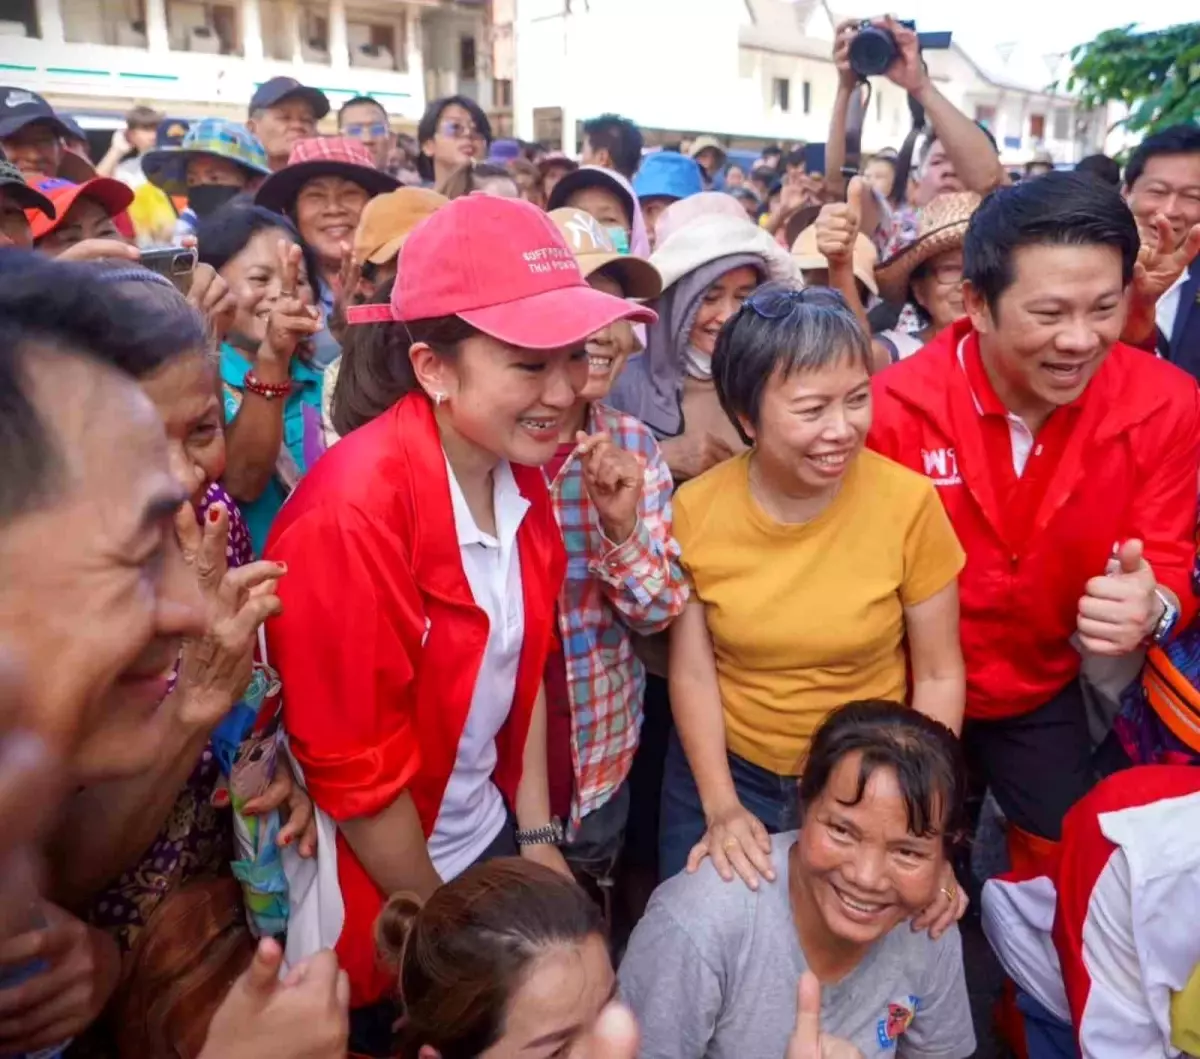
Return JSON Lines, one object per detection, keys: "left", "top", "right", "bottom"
{"left": 156, "top": 117, "right": 190, "bottom": 148}
{"left": 0, "top": 87, "right": 72, "bottom": 141}
{"left": 249, "top": 77, "right": 330, "bottom": 120}
{"left": 57, "top": 113, "right": 88, "bottom": 144}
{"left": 0, "top": 158, "right": 55, "bottom": 218}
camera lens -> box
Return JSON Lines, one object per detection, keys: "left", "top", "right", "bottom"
{"left": 849, "top": 25, "right": 898, "bottom": 78}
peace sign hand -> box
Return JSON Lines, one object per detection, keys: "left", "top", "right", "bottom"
{"left": 576, "top": 431, "right": 644, "bottom": 545}
{"left": 260, "top": 240, "right": 322, "bottom": 368}
{"left": 787, "top": 973, "right": 865, "bottom": 1059}
{"left": 329, "top": 241, "right": 362, "bottom": 345}
{"left": 1134, "top": 213, "right": 1200, "bottom": 305}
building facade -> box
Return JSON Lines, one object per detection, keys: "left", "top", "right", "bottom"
{"left": 0, "top": 0, "right": 491, "bottom": 131}
{"left": 512, "top": 0, "right": 1108, "bottom": 165}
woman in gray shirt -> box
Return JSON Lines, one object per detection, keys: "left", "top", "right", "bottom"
{"left": 619, "top": 701, "right": 976, "bottom": 1059}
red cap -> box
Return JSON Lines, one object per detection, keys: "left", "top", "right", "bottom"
{"left": 27, "top": 177, "right": 134, "bottom": 240}
{"left": 346, "top": 194, "right": 656, "bottom": 349}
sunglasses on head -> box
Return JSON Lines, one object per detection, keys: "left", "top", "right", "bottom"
{"left": 743, "top": 285, "right": 845, "bottom": 320}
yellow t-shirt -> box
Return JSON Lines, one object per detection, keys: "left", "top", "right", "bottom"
{"left": 674, "top": 449, "right": 965, "bottom": 775}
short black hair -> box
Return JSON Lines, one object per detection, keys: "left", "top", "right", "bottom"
{"left": 416, "top": 95, "right": 492, "bottom": 182}
{"left": 195, "top": 204, "right": 320, "bottom": 300}
{"left": 1075, "top": 153, "right": 1121, "bottom": 187}
{"left": 798, "top": 701, "right": 968, "bottom": 852}
{"left": 750, "top": 165, "right": 775, "bottom": 187}
{"left": 761, "top": 145, "right": 782, "bottom": 160}
{"left": 963, "top": 171, "right": 1139, "bottom": 311}
{"left": 712, "top": 284, "right": 872, "bottom": 446}
{"left": 784, "top": 147, "right": 807, "bottom": 170}
{"left": 0, "top": 251, "right": 201, "bottom": 521}
{"left": 581, "top": 113, "right": 643, "bottom": 179}
{"left": 338, "top": 95, "right": 387, "bottom": 126}
{"left": 1124, "top": 123, "right": 1200, "bottom": 190}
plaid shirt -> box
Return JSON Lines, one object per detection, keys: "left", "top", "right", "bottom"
{"left": 547, "top": 403, "right": 688, "bottom": 832}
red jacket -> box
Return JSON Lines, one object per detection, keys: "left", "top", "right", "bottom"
{"left": 868, "top": 320, "right": 1200, "bottom": 721}
{"left": 265, "top": 394, "right": 566, "bottom": 1006}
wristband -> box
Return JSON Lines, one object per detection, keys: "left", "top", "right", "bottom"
{"left": 515, "top": 818, "right": 564, "bottom": 848}
{"left": 243, "top": 371, "right": 291, "bottom": 400}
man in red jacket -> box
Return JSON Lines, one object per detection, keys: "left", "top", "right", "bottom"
{"left": 869, "top": 172, "right": 1200, "bottom": 858}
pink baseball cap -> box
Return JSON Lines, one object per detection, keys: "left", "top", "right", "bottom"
{"left": 345, "top": 194, "right": 657, "bottom": 349}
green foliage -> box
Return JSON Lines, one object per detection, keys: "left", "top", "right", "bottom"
{"left": 1064, "top": 21, "right": 1200, "bottom": 134}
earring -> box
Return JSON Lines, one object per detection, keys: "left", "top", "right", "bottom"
{"left": 432, "top": 392, "right": 446, "bottom": 406}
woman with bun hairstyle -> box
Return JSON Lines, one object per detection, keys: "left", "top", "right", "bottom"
{"left": 264, "top": 195, "right": 654, "bottom": 1054}
{"left": 377, "top": 859, "right": 622, "bottom": 1059}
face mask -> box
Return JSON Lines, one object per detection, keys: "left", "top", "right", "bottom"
{"left": 605, "top": 226, "right": 630, "bottom": 255}
{"left": 187, "top": 183, "right": 243, "bottom": 218}
{"left": 683, "top": 345, "right": 713, "bottom": 381}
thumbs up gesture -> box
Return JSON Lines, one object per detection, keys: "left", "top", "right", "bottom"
{"left": 787, "top": 972, "right": 865, "bottom": 1059}
{"left": 1076, "top": 539, "right": 1165, "bottom": 656}
{"left": 814, "top": 177, "right": 864, "bottom": 270}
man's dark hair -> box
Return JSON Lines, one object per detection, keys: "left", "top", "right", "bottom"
{"left": 963, "top": 171, "right": 1140, "bottom": 311}
{"left": 415, "top": 95, "right": 493, "bottom": 182}
{"left": 338, "top": 95, "right": 387, "bottom": 126}
{"left": 784, "top": 147, "right": 807, "bottom": 171}
{"left": 1124, "top": 123, "right": 1200, "bottom": 190}
{"left": 0, "top": 251, "right": 202, "bottom": 521}
{"left": 1075, "top": 153, "right": 1121, "bottom": 188}
{"left": 761, "top": 145, "right": 782, "bottom": 161}
{"left": 713, "top": 284, "right": 872, "bottom": 446}
{"left": 749, "top": 165, "right": 775, "bottom": 187}
{"left": 581, "top": 113, "right": 643, "bottom": 179}
{"left": 797, "top": 701, "right": 968, "bottom": 852}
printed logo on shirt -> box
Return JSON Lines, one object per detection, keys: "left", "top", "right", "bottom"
{"left": 921, "top": 447, "right": 962, "bottom": 487}
{"left": 875, "top": 995, "right": 920, "bottom": 1049}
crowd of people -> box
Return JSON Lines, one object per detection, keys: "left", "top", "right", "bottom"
{"left": 1, "top": 12, "right": 1199, "bottom": 1059}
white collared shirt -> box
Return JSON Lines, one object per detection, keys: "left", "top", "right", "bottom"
{"left": 957, "top": 335, "right": 1037, "bottom": 476}
{"left": 426, "top": 456, "right": 530, "bottom": 880}
{"left": 1157, "top": 266, "right": 1189, "bottom": 349}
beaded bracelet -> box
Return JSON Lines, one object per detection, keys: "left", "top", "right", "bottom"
{"left": 243, "top": 371, "right": 292, "bottom": 400}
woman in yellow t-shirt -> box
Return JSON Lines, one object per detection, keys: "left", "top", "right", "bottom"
{"left": 662, "top": 283, "right": 966, "bottom": 905}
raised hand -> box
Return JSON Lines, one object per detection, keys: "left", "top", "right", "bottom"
{"left": 1133, "top": 213, "right": 1200, "bottom": 305}
{"left": 260, "top": 240, "right": 322, "bottom": 366}
{"left": 328, "top": 241, "right": 361, "bottom": 345}
{"left": 173, "top": 502, "right": 285, "bottom": 729}
{"left": 1077, "top": 539, "right": 1161, "bottom": 656}
{"left": 787, "top": 973, "right": 865, "bottom": 1059}
{"left": 879, "top": 16, "right": 928, "bottom": 96}
{"left": 187, "top": 263, "right": 238, "bottom": 348}
{"left": 576, "top": 431, "right": 644, "bottom": 544}
{"left": 815, "top": 177, "right": 865, "bottom": 268}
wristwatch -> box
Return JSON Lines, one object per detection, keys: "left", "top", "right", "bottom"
{"left": 515, "top": 818, "right": 565, "bottom": 848}
{"left": 1151, "top": 588, "right": 1180, "bottom": 645}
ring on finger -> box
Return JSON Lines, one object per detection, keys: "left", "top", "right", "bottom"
{"left": 940, "top": 884, "right": 958, "bottom": 903}
{"left": 723, "top": 838, "right": 739, "bottom": 851}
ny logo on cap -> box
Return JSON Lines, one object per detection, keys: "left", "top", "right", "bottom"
{"left": 4, "top": 90, "right": 37, "bottom": 109}
{"left": 561, "top": 211, "right": 614, "bottom": 254}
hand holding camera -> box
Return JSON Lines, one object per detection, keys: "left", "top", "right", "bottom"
{"left": 834, "top": 15, "right": 950, "bottom": 96}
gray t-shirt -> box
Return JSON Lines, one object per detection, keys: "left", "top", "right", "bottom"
{"left": 619, "top": 833, "right": 975, "bottom": 1059}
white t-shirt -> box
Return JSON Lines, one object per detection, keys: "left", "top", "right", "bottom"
{"left": 426, "top": 457, "right": 528, "bottom": 880}
{"left": 1157, "top": 267, "right": 1189, "bottom": 348}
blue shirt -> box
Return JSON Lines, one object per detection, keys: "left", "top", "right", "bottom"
{"left": 310, "top": 279, "right": 341, "bottom": 371}
{"left": 220, "top": 343, "right": 326, "bottom": 553}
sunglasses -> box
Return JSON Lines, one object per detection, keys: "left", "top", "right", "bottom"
{"left": 344, "top": 122, "right": 389, "bottom": 139}
{"left": 439, "top": 120, "right": 485, "bottom": 142}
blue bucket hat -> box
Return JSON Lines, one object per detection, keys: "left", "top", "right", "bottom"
{"left": 633, "top": 151, "right": 704, "bottom": 203}
{"left": 142, "top": 118, "right": 270, "bottom": 197}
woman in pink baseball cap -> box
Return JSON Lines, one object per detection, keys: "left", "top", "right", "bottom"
{"left": 262, "top": 194, "right": 654, "bottom": 1054}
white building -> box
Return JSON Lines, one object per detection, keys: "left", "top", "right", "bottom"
{"left": 0, "top": 0, "right": 492, "bottom": 130}
{"left": 513, "top": 0, "right": 1108, "bottom": 165}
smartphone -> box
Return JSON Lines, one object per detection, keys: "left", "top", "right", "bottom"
{"left": 140, "top": 245, "right": 197, "bottom": 294}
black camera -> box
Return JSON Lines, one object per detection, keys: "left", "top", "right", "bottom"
{"left": 848, "top": 19, "right": 952, "bottom": 79}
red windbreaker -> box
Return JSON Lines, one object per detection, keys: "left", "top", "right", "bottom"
{"left": 265, "top": 394, "right": 566, "bottom": 1005}
{"left": 868, "top": 319, "right": 1200, "bottom": 721}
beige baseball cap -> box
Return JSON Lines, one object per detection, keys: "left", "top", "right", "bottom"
{"left": 792, "top": 223, "right": 880, "bottom": 296}
{"left": 353, "top": 187, "right": 448, "bottom": 267}
{"left": 548, "top": 207, "right": 662, "bottom": 300}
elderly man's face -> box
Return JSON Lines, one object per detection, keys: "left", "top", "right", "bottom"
{"left": 0, "top": 352, "right": 206, "bottom": 783}
{"left": 1, "top": 121, "right": 63, "bottom": 182}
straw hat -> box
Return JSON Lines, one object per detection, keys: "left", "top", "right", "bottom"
{"left": 875, "top": 191, "right": 981, "bottom": 304}
{"left": 791, "top": 224, "right": 879, "bottom": 296}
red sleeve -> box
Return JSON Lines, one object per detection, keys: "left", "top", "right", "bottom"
{"left": 266, "top": 506, "right": 423, "bottom": 821}
{"left": 1130, "top": 385, "right": 1200, "bottom": 628}
{"left": 867, "top": 379, "right": 922, "bottom": 474}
